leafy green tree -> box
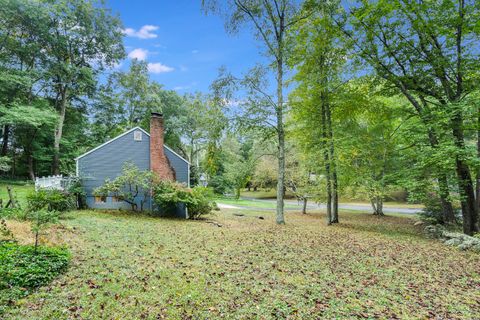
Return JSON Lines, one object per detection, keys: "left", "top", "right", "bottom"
{"left": 29, "top": 209, "right": 59, "bottom": 253}
{"left": 94, "top": 162, "right": 155, "bottom": 211}
{"left": 336, "top": 82, "right": 406, "bottom": 215}
{"left": 37, "top": 0, "right": 125, "bottom": 174}
{"left": 345, "top": 0, "right": 480, "bottom": 234}
{"left": 204, "top": 0, "right": 309, "bottom": 224}
{"left": 289, "top": 1, "right": 346, "bottom": 224}
{"left": 0, "top": 102, "right": 57, "bottom": 179}
{"left": 223, "top": 135, "right": 257, "bottom": 199}
{"left": 252, "top": 156, "right": 277, "bottom": 191}
{"left": 91, "top": 60, "right": 187, "bottom": 157}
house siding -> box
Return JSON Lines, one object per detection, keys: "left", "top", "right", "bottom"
{"left": 77, "top": 128, "right": 189, "bottom": 217}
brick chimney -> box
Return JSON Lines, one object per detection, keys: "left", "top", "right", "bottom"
{"left": 150, "top": 112, "right": 176, "bottom": 181}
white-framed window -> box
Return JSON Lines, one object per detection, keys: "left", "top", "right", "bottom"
{"left": 134, "top": 130, "right": 142, "bottom": 141}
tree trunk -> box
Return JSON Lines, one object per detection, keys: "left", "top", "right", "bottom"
{"left": 1, "top": 125, "right": 9, "bottom": 156}
{"left": 438, "top": 174, "right": 455, "bottom": 223}
{"left": 326, "top": 102, "right": 339, "bottom": 223}
{"left": 276, "top": 124, "right": 286, "bottom": 224}
{"left": 52, "top": 88, "right": 67, "bottom": 175}
{"left": 302, "top": 197, "right": 307, "bottom": 214}
{"left": 370, "top": 199, "right": 377, "bottom": 214}
{"left": 373, "top": 196, "right": 384, "bottom": 215}
{"left": 451, "top": 113, "right": 479, "bottom": 235}
{"left": 321, "top": 100, "right": 332, "bottom": 225}
{"left": 476, "top": 105, "right": 480, "bottom": 215}
{"left": 426, "top": 130, "right": 455, "bottom": 223}
{"left": 27, "top": 153, "right": 35, "bottom": 181}
{"left": 275, "top": 27, "right": 285, "bottom": 225}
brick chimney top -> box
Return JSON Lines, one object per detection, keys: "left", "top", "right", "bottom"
{"left": 150, "top": 112, "right": 175, "bottom": 181}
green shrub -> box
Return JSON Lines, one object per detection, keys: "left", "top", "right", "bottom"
{"left": 188, "top": 187, "right": 217, "bottom": 218}
{"left": 152, "top": 181, "right": 191, "bottom": 214}
{"left": 94, "top": 163, "right": 154, "bottom": 211}
{"left": 208, "top": 175, "right": 230, "bottom": 195}
{"left": 0, "top": 242, "right": 70, "bottom": 313}
{"left": 0, "top": 208, "right": 23, "bottom": 219}
{"left": 26, "top": 189, "right": 75, "bottom": 213}
{"left": 67, "top": 179, "right": 86, "bottom": 209}
{"left": 152, "top": 181, "right": 216, "bottom": 219}
{"left": 30, "top": 210, "right": 60, "bottom": 252}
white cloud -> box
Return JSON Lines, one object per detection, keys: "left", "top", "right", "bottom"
{"left": 173, "top": 85, "right": 189, "bottom": 91}
{"left": 111, "top": 62, "right": 123, "bottom": 70}
{"left": 123, "top": 25, "right": 159, "bottom": 39}
{"left": 147, "top": 63, "right": 174, "bottom": 74}
{"left": 128, "top": 48, "right": 149, "bottom": 61}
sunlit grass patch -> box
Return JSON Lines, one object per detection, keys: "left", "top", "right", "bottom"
{"left": 0, "top": 181, "right": 34, "bottom": 208}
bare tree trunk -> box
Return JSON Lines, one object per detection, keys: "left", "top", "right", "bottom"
{"left": 377, "top": 197, "right": 384, "bottom": 215}
{"left": 1, "top": 125, "right": 9, "bottom": 156}
{"left": 476, "top": 105, "right": 480, "bottom": 216}
{"left": 425, "top": 130, "right": 455, "bottom": 223}
{"left": 27, "top": 153, "right": 35, "bottom": 181}
{"left": 302, "top": 197, "right": 307, "bottom": 214}
{"left": 438, "top": 174, "right": 455, "bottom": 223}
{"left": 372, "top": 196, "right": 384, "bottom": 215}
{"left": 321, "top": 100, "right": 332, "bottom": 224}
{"left": 52, "top": 89, "right": 67, "bottom": 175}
{"left": 417, "top": 97, "right": 455, "bottom": 222}
{"left": 275, "top": 23, "right": 285, "bottom": 225}
{"left": 276, "top": 121, "right": 285, "bottom": 224}
{"left": 451, "top": 114, "right": 479, "bottom": 235}
{"left": 326, "top": 103, "right": 339, "bottom": 223}
{"left": 370, "top": 198, "right": 377, "bottom": 214}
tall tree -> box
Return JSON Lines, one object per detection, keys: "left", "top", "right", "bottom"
{"left": 344, "top": 0, "right": 480, "bottom": 234}
{"left": 289, "top": 1, "right": 346, "bottom": 224}
{"left": 91, "top": 60, "right": 186, "bottom": 155}
{"left": 39, "top": 0, "right": 125, "bottom": 174}
{"left": 204, "top": 0, "right": 308, "bottom": 224}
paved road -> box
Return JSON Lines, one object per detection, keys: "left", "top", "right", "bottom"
{"left": 220, "top": 197, "right": 422, "bottom": 215}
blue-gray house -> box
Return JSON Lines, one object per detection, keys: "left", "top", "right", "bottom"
{"left": 75, "top": 113, "right": 190, "bottom": 217}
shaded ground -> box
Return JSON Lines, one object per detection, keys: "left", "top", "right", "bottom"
{"left": 3, "top": 209, "right": 480, "bottom": 319}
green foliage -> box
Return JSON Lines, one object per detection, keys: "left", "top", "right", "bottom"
{"left": 94, "top": 162, "right": 154, "bottom": 211}
{"left": 419, "top": 196, "right": 460, "bottom": 225}
{"left": 0, "top": 208, "right": 22, "bottom": 220}
{"left": 26, "top": 190, "right": 76, "bottom": 213}
{"left": 0, "top": 242, "right": 70, "bottom": 314}
{"left": 208, "top": 175, "right": 230, "bottom": 195}
{"left": 188, "top": 187, "right": 217, "bottom": 218}
{"left": 152, "top": 181, "right": 215, "bottom": 219}
{"left": 0, "top": 157, "right": 11, "bottom": 173}
{"left": 29, "top": 210, "right": 60, "bottom": 252}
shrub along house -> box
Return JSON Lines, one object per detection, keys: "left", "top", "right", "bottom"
{"left": 75, "top": 113, "right": 190, "bottom": 217}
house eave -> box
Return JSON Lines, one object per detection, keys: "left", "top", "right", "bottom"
{"left": 75, "top": 127, "right": 190, "bottom": 166}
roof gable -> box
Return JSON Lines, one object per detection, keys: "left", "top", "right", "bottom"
{"left": 75, "top": 127, "right": 190, "bottom": 165}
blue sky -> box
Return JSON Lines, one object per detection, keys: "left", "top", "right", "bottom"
{"left": 107, "top": 0, "right": 265, "bottom": 94}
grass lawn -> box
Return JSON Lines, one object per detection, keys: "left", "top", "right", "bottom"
{"left": 215, "top": 196, "right": 300, "bottom": 209}
{"left": 2, "top": 208, "right": 479, "bottom": 319}
{"left": 240, "top": 189, "right": 424, "bottom": 209}
{"left": 0, "top": 180, "right": 34, "bottom": 208}
{"left": 241, "top": 189, "right": 295, "bottom": 199}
